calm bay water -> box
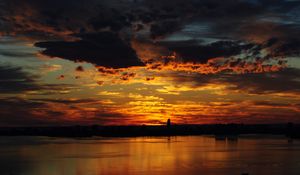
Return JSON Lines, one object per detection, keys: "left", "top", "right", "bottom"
{"left": 0, "top": 135, "right": 299, "bottom": 175}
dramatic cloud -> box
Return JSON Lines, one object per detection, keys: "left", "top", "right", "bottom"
{"left": 224, "top": 68, "right": 300, "bottom": 94}
{"left": 166, "top": 41, "right": 256, "bottom": 63}
{"left": 0, "top": 65, "right": 79, "bottom": 94}
{"left": 0, "top": 97, "right": 142, "bottom": 126}
{"left": 1, "top": 0, "right": 300, "bottom": 69}
{"left": 35, "top": 32, "right": 144, "bottom": 68}
{"left": 167, "top": 68, "right": 300, "bottom": 95}
{"left": 0, "top": 0, "right": 300, "bottom": 125}
{"left": 0, "top": 97, "right": 54, "bottom": 126}
{"left": 0, "top": 65, "right": 39, "bottom": 93}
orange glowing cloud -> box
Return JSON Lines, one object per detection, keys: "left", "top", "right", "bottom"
{"left": 145, "top": 56, "right": 287, "bottom": 75}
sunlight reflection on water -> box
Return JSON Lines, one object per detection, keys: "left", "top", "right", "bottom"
{"left": 0, "top": 135, "right": 300, "bottom": 175}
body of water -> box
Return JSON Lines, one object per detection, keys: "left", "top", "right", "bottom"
{"left": 0, "top": 135, "right": 299, "bottom": 175}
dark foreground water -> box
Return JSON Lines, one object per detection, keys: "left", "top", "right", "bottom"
{"left": 0, "top": 135, "right": 299, "bottom": 175}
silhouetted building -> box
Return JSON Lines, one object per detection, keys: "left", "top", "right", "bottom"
{"left": 167, "top": 119, "right": 171, "bottom": 127}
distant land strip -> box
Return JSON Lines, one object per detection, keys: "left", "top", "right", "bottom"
{"left": 0, "top": 124, "right": 299, "bottom": 139}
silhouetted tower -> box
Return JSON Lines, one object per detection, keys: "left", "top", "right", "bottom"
{"left": 167, "top": 118, "right": 171, "bottom": 127}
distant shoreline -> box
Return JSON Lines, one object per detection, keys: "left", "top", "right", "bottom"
{"left": 0, "top": 123, "right": 299, "bottom": 139}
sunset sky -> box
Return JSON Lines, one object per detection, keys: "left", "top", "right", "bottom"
{"left": 0, "top": 0, "right": 300, "bottom": 126}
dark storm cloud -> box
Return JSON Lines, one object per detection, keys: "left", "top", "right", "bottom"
{"left": 0, "top": 0, "right": 268, "bottom": 40}
{"left": 35, "top": 32, "right": 144, "bottom": 68}
{"left": 0, "top": 65, "right": 78, "bottom": 94}
{"left": 0, "top": 0, "right": 300, "bottom": 68}
{"left": 167, "top": 41, "right": 256, "bottom": 63}
{"left": 150, "top": 20, "right": 180, "bottom": 40}
{"left": 150, "top": 0, "right": 300, "bottom": 61}
{"left": 235, "top": 21, "right": 300, "bottom": 58}
{"left": 224, "top": 68, "right": 300, "bottom": 94}
{"left": 0, "top": 0, "right": 296, "bottom": 38}
{"left": 88, "top": 6, "right": 131, "bottom": 32}
{"left": 168, "top": 68, "right": 300, "bottom": 94}
{"left": 0, "top": 0, "right": 98, "bottom": 38}
{"left": 0, "top": 65, "right": 39, "bottom": 93}
{"left": 272, "top": 38, "right": 300, "bottom": 57}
